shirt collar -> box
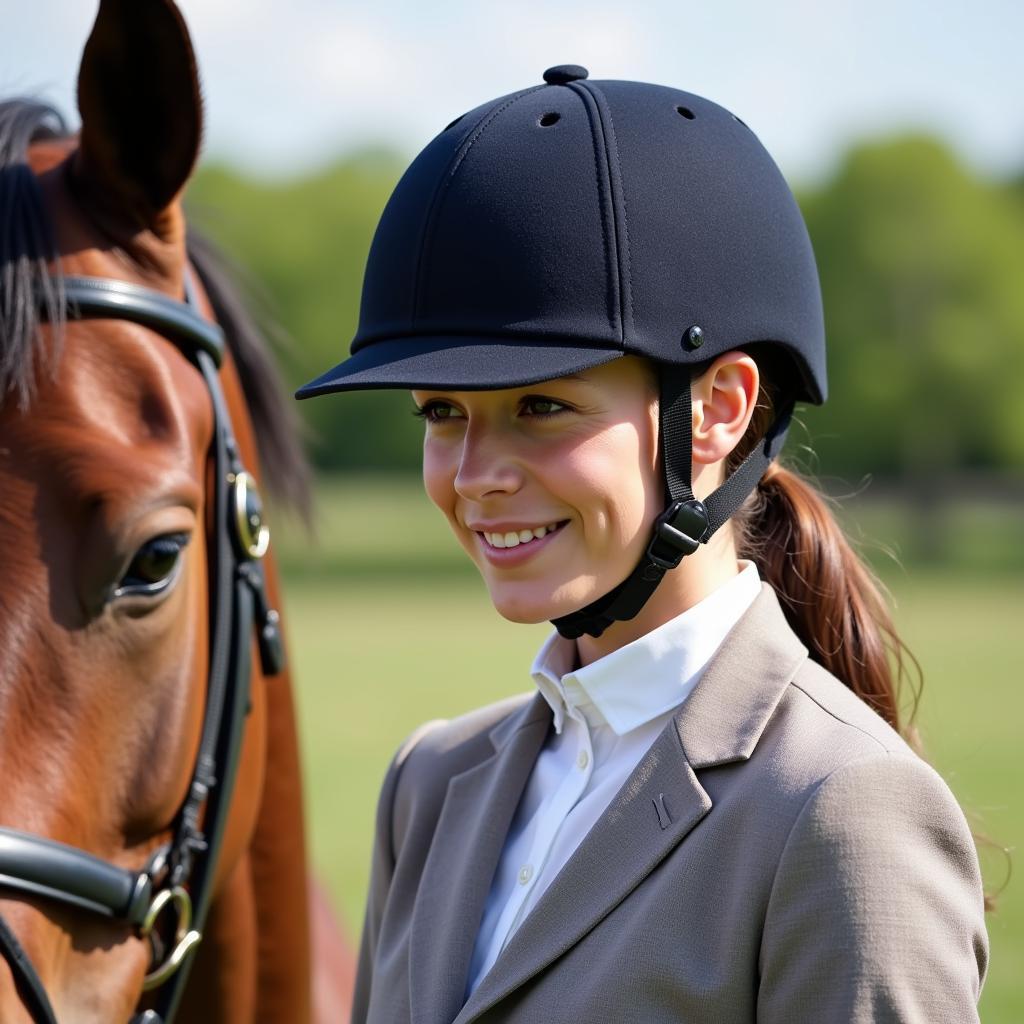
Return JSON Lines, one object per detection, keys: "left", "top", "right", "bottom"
{"left": 531, "top": 561, "right": 762, "bottom": 735}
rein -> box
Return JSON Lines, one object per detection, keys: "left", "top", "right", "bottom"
{"left": 0, "top": 274, "right": 285, "bottom": 1024}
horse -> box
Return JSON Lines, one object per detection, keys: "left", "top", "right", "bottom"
{"left": 0, "top": 0, "right": 352, "bottom": 1020}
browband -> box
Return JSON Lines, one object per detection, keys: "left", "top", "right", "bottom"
{"left": 60, "top": 275, "right": 226, "bottom": 367}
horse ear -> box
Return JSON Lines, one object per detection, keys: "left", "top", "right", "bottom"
{"left": 75, "top": 0, "right": 203, "bottom": 229}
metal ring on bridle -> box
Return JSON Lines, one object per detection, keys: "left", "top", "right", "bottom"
{"left": 230, "top": 470, "right": 270, "bottom": 560}
{"left": 139, "top": 886, "right": 202, "bottom": 991}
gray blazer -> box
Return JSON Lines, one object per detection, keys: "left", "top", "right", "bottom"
{"left": 352, "top": 586, "right": 989, "bottom": 1023}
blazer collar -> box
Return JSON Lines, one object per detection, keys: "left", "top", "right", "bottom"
{"left": 675, "top": 583, "right": 808, "bottom": 769}
{"left": 454, "top": 584, "right": 807, "bottom": 1024}
{"left": 530, "top": 561, "right": 762, "bottom": 736}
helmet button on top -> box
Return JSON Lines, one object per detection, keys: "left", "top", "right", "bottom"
{"left": 543, "top": 64, "right": 589, "bottom": 85}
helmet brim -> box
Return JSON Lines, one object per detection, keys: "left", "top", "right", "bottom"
{"left": 294, "top": 335, "right": 626, "bottom": 398}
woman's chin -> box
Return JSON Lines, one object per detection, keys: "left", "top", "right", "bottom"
{"left": 486, "top": 581, "right": 597, "bottom": 626}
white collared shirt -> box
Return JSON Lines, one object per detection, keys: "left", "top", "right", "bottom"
{"left": 465, "top": 561, "right": 762, "bottom": 996}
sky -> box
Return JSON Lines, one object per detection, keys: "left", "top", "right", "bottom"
{"left": 4, "top": 0, "right": 1022, "bottom": 186}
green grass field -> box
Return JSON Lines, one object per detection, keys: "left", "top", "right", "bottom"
{"left": 277, "top": 477, "right": 1022, "bottom": 1021}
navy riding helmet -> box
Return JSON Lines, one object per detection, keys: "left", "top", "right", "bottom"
{"left": 297, "top": 65, "right": 826, "bottom": 638}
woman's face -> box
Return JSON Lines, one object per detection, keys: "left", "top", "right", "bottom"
{"left": 413, "top": 356, "right": 662, "bottom": 624}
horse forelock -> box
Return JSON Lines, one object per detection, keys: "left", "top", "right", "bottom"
{"left": 0, "top": 100, "right": 68, "bottom": 411}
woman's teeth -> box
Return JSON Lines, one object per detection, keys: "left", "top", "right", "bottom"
{"left": 483, "top": 523, "right": 561, "bottom": 549}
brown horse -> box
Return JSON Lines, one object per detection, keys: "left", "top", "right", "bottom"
{"left": 0, "top": 1, "right": 352, "bottom": 1021}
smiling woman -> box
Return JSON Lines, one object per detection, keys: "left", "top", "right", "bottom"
{"left": 298, "top": 65, "right": 988, "bottom": 1024}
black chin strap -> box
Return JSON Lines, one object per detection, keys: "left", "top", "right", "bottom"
{"left": 551, "top": 365, "right": 793, "bottom": 640}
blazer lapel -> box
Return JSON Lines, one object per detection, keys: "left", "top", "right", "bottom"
{"left": 456, "top": 718, "right": 710, "bottom": 1024}
{"left": 409, "top": 693, "right": 552, "bottom": 1024}
{"left": 455, "top": 585, "right": 808, "bottom": 1024}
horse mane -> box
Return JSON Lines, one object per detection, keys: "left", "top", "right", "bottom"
{"left": 185, "top": 229, "right": 311, "bottom": 518}
{"left": 0, "top": 98, "right": 310, "bottom": 517}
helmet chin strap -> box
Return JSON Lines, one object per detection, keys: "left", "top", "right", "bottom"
{"left": 550, "top": 366, "right": 793, "bottom": 640}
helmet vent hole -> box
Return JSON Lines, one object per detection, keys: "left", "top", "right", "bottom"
{"left": 732, "top": 113, "right": 749, "bottom": 129}
{"left": 675, "top": 106, "right": 696, "bottom": 120}
{"left": 444, "top": 114, "right": 465, "bottom": 131}
{"left": 539, "top": 112, "right": 561, "bottom": 127}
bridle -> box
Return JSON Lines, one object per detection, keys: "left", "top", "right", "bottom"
{"left": 0, "top": 273, "right": 285, "bottom": 1024}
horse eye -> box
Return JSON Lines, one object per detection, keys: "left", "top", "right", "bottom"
{"left": 114, "top": 533, "right": 190, "bottom": 599}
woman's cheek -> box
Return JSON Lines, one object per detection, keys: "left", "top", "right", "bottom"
{"left": 422, "top": 445, "right": 478, "bottom": 560}
{"left": 421, "top": 444, "right": 454, "bottom": 515}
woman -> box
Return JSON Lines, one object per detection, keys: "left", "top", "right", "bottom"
{"left": 298, "top": 66, "right": 988, "bottom": 1023}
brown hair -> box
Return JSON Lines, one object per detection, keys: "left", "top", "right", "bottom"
{"left": 728, "top": 353, "right": 921, "bottom": 747}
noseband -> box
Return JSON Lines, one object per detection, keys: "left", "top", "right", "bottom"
{"left": 0, "top": 274, "right": 285, "bottom": 1024}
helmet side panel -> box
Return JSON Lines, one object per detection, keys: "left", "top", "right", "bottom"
{"left": 600, "top": 81, "right": 826, "bottom": 401}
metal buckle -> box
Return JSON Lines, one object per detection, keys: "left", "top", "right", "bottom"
{"left": 645, "top": 499, "right": 709, "bottom": 571}
{"left": 139, "top": 886, "right": 202, "bottom": 991}
{"left": 229, "top": 470, "right": 270, "bottom": 560}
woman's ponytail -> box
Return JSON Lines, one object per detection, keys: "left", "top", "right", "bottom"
{"left": 732, "top": 392, "right": 1011, "bottom": 909}
{"left": 730, "top": 355, "right": 921, "bottom": 746}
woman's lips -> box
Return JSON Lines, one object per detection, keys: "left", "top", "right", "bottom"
{"left": 474, "top": 520, "right": 568, "bottom": 566}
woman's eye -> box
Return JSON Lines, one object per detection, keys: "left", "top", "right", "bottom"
{"left": 521, "top": 396, "right": 569, "bottom": 417}
{"left": 415, "top": 401, "right": 463, "bottom": 422}
{"left": 114, "top": 533, "right": 190, "bottom": 599}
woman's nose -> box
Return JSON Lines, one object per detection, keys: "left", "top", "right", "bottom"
{"left": 453, "top": 423, "right": 523, "bottom": 501}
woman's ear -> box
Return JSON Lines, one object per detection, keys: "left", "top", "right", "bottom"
{"left": 690, "top": 351, "right": 760, "bottom": 467}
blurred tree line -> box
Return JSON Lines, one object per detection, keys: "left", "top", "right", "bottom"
{"left": 186, "top": 135, "right": 1024, "bottom": 484}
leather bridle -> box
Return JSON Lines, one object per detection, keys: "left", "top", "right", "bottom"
{"left": 0, "top": 273, "right": 285, "bottom": 1024}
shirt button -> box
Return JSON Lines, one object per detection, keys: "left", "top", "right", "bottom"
{"left": 576, "top": 749, "right": 589, "bottom": 771}
{"left": 518, "top": 864, "right": 534, "bottom": 886}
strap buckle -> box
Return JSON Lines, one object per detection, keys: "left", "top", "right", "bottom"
{"left": 646, "top": 499, "right": 709, "bottom": 571}
{"left": 139, "top": 886, "right": 202, "bottom": 991}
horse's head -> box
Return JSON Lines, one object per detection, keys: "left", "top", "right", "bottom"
{"left": 0, "top": 2, "right": 311, "bottom": 1021}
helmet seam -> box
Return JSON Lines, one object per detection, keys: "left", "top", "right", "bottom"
{"left": 410, "top": 87, "right": 545, "bottom": 330}
{"left": 568, "top": 81, "right": 620, "bottom": 339}
{"left": 584, "top": 82, "right": 635, "bottom": 344}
